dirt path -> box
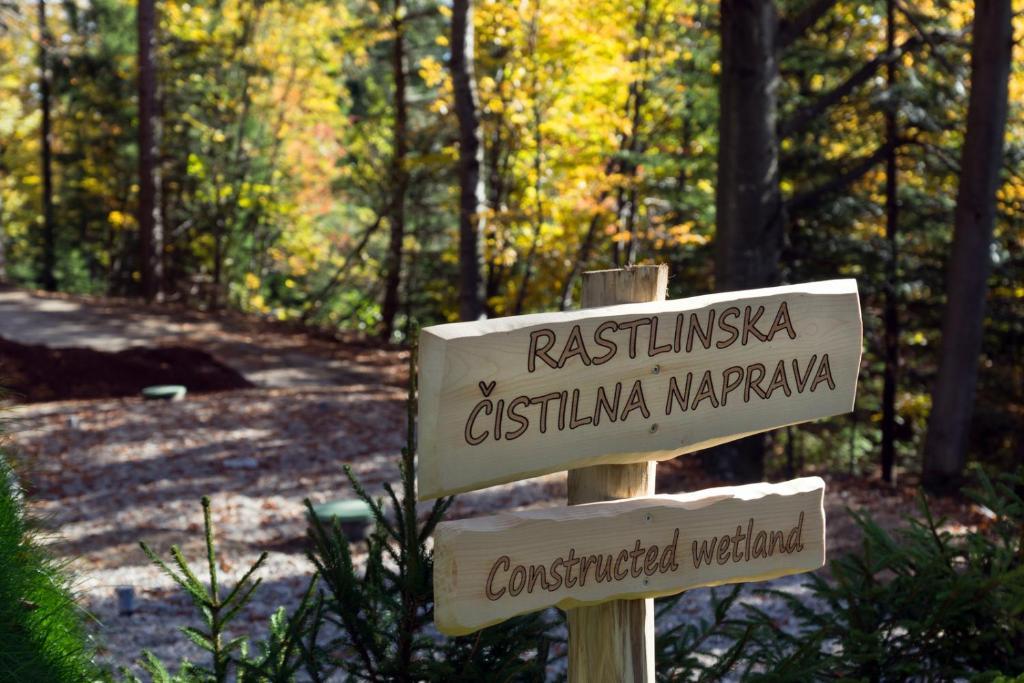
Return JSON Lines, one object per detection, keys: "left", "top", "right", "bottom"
{"left": 0, "top": 288, "right": 403, "bottom": 388}
{"left": 0, "top": 286, "right": 417, "bottom": 668}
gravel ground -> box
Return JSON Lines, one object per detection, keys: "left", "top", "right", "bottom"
{"left": 7, "top": 385, "right": 838, "bottom": 678}
{"left": 7, "top": 386, "right": 569, "bottom": 674}
{"left": 0, "top": 287, "right": 404, "bottom": 388}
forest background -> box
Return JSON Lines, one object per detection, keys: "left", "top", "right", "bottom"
{"left": 0, "top": 0, "right": 1021, "bottom": 489}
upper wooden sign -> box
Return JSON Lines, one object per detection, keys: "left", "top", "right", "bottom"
{"left": 417, "top": 279, "right": 862, "bottom": 499}
{"left": 434, "top": 477, "right": 827, "bottom": 635}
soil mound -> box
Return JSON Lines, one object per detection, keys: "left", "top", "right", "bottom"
{"left": 0, "top": 336, "right": 252, "bottom": 403}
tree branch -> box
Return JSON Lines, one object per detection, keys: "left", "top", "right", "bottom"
{"left": 786, "top": 141, "right": 899, "bottom": 215}
{"left": 778, "top": 0, "right": 841, "bottom": 50}
{"left": 299, "top": 209, "right": 388, "bottom": 323}
{"left": 779, "top": 36, "right": 922, "bottom": 139}
{"left": 894, "top": 0, "right": 958, "bottom": 73}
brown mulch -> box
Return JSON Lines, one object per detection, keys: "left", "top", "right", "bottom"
{"left": 0, "top": 287, "right": 409, "bottom": 391}
{"left": 0, "top": 336, "right": 252, "bottom": 403}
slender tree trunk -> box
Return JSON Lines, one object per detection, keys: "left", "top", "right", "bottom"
{"left": 137, "top": 0, "right": 164, "bottom": 302}
{"left": 922, "top": 0, "right": 1012, "bottom": 492}
{"left": 380, "top": 0, "right": 408, "bottom": 340}
{"left": 622, "top": 189, "right": 639, "bottom": 265}
{"left": 512, "top": 101, "right": 544, "bottom": 315}
{"left": 513, "top": 107, "right": 542, "bottom": 315}
{"left": 617, "top": 0, "right": 651, "bottom": 269}
{"left": 212, "top": 226, "right": 224, "bottom": 307}
{"left": 558, "top": 208, "right": 604, "bottom": 311}
{"left": 483, "top": 114, "right": 505, "bottom": 309}
{"left": 610, "top": 186, "right": 626, "bottom": 268}
{"left": 37, "top": 0, "right": 57, "bottom": 292}
{"left": 512, "top": 0, "right": 542, "bottom": 316}
{"left": 881, "top": 0, "right": 899, "bottom": 483}
{"left": 708, "top": 0, "right": 783, "bottom": 482}
{"left": 452, "top": 0, "right": 486, "bottom": 322}
{"left": 0, "top": 166, "right": 6, "bottom": 281}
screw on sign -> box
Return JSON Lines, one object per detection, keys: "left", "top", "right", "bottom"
{"left": 417, "top": 266, "right": 862, "bottom": 682}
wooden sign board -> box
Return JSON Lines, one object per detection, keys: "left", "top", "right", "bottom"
{"left": 434, "top": 477, "right": 826, "bottom": 636}
{"left": 417, "top": 280, "right": 861, "bottom": 499}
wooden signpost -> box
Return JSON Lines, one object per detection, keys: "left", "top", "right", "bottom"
{"left": 417, "top": 277, "right": 861, "bottom": 500}
{"left": 417, "top": 266, "right": 863, "bottom": 682}
{"left": 566, "top": 266, "right": 667, "bottom": 681}
{"left": 434, "top": 477, "right": 826, "bottom": 635}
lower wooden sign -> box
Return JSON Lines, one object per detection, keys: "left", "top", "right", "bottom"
{"left": 433, "top": 477, "right": 826, "bottom": 636}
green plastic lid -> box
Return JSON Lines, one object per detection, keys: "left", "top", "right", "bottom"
{"left": 312, "top": 499, "right": 374, "bottom": 522}
{"left": 142, "top": 385, "right": 187, "bottom": 400}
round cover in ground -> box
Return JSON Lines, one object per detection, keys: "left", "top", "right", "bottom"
{"left": 141, "top": 385, "right": 187, "bottom": 401}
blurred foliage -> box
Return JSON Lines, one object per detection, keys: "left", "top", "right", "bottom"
{"left": 0, "top": 448, "right": 97, "bottom": 682}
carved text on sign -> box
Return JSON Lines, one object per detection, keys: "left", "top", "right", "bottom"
{"left": 525, "top": 301, "right": 797, "bottom": 372}
{"left": 479, "top": 510, "right": 808, "bottom": 603}
{"left": 433, "top": 478, "right": 826, "bottom": 636}
{"left": 463, "top": 355, "right": 836, "bottom": 446}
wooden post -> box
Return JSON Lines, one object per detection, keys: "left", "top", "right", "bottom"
{"left": 566, "top": 264, "right": 667, "bottom": 683}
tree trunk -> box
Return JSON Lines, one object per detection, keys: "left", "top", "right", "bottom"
{"left": 212, "top": 226, "right": 224, "bottom": 308}
{"left": 708, "top": 0, "right": 783, "bottom": 482}
{"left": 880, "top": 0, "right": 899, "bottom": 483}
{"left": 512, "top": 107, "right": 542, "bottom": 315}
{"left": 380, "top": 0, "right": 408, "bottom": 340}
{"left": 137, "top": 0, "right": 164, "bottom": 302}
{"left": 483, "top": 113, "right": 506, "bottom": 311}
{"left": 512, "top": 0, "right": 543, "bottom": 316}
{"left": 922, "top": 0, "right": 1012, "bottom": 492}
{"left": 616, "top": 0, "right": 651, "bottom": 270}
{"left": 452, "top": 0, "right": 486, "bottom": 322}
{"left": 37, "top": 0, "right": 57, "bottom": 292}
{"left": 558, "top": 208, "right": 604, "bottom": 311}
{"left": 0, "top": 175, "right": 6, "bottom": 282}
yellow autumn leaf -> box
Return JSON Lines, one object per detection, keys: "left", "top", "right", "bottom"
{"left": 668, "top": 221, "right": 694, "bottom": 235}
